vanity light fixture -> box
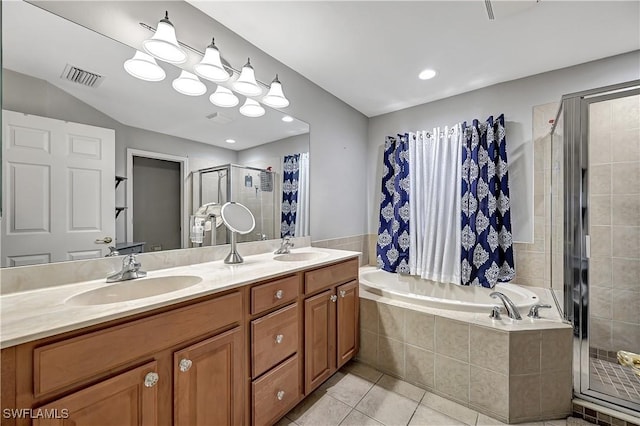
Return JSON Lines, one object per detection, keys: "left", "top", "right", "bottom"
{"left": 124, "top": 50, "right": 166, "bottom": 81}
{"left": 281, "top": 115, "right": 294, "bottom": 123}
{"left": 142, "top": 11, "right": 187, "bottom": 64}
{"left": 418, "top": 69, "right": 437, "bottom": 80}
{"left": 129, "top": 16, "right": 291, "bottom": 114}
{"left": 233, "top": 58, "right": 262, "bottom": 97}
{"left": 209, "top": 86, "right": 239, "bottom": 107}
{"left": 262, "top": 74, "right": 290, "bottom": 108}
{"left": 239, "top": 98, "right": 265, "bottom": 118}
{"left": 194, "top": 38, "right": 230, "bottom": 82}
{"left": 172, "top": 70, "right": 207, "bottom": 96}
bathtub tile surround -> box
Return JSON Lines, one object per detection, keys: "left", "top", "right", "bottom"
{"left": 280, "top": 360, "right": 595, "bottom": 426}
{"left": 357, "top": 296, "right": 573, "bottom": 423}
{"left": 312, "top": 234, "right": 370, "bottom": 266}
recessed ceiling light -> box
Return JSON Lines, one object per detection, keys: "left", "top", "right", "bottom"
{"left": 225, "top": 139, "right": 236, "bottom": 144}
{"left": 282, "top": 116, "right": 294, "bottom": 123}
{"left": 418, "top": 69, "right": 437, "bottom": 80}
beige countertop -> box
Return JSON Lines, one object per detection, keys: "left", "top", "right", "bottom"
{"left": 0, "top": 247, "right": 360, "bottom": 348}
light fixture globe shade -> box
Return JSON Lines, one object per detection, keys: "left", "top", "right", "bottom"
{"left": 124, "top": 51, "right": 166, "bottom": 82}
{"left": 239, "top": 98, "right": 265, "bottom": 118}
{"left": 233, "top": 58, "right": 262, "bottom": 97}
{"left": 262, "top": 74, "right": 290, "bottom": 108}
{"left": 209, "top": 86, "right": 239, "bottom": 107}
{"left": 194, "top": 39, "right": 229, "bottom": 82}
{"left": 142, "top": 12, "right": 187, "bottom": 64}
{"left": 172, "top": 70, "right": 207, "bottom": 96}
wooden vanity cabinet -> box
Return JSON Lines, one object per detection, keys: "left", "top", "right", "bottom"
{"left": 303, "top": 259, "right": 359, "bottom": 395}
{"left": 248, "top": 275, "right": 303, "bottom": 426}
{"left": 1, "top": 290, "right": 244, "bottom": 426}
{"left": 1, "top": 256, "right": 360, "bottom": 426}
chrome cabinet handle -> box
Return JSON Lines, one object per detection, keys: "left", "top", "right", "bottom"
{"left": 275, "top": 289, "right": 283, "bottom": 300}
{"left": 276, "top": 390, "right": 285, "bottom": 401}
{"left": 144, "top": 372, "right": 159, "bottom": 387}
{"left": 339, "top": 290, "right": 346, "bottom": 298}
{"left": 330, "top": 295, "right": 337, "bottom": 303}
{"left": 275, "top": 334, "right": 284, "bottom": 344}
{"left": 179, "top": 358, "right": 192, "bottom": 372}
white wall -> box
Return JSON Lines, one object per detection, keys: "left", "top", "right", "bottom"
{"left": 367, "top": 51, "right": 640, "bottom": 242}
{"left": 32, "top": 1, "right": 370, "bottom": 242}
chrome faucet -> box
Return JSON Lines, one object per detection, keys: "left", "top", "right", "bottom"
{"left": 274, "top": 236, "right": 294, "bottom": 254}
{"left": 106, "top": 254, "right": 147, "bottom": 283}
{"left": 490, "top": 291, "right": 522, "bottom": 320}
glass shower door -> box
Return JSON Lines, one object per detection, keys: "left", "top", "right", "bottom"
{"left": 585, "top": 91, "right": 640, "bottom": 408}
{"left": 560, "top": 83, "right": 640, "bottom": 414}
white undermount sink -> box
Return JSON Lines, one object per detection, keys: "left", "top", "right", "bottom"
{"left": 66, "top": 275, "right": 203, "bottom": 306}
{"left": 273, "top": 252, "right": 329, "bottom": 262}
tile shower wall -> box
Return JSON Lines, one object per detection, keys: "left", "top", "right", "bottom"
{"left": 357, "top": 298, "right": 573, "bottom": 423}
{"left": 588, "top": 94, "right": 640, "bottom": 355}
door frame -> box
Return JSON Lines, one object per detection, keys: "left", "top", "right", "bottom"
{"left": 126, "top": 149, "right": 189, "bottom": 249}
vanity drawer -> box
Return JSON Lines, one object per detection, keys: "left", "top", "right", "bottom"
{"left": 251, "top": 275, "right": 299, "bottom": 315}
{"left": 252, "top": 354, "right": 300, "bottom": 426}
{"left": 251, "top": 303, "right": 299, "bottom": 378}
{"left": 305, "top": 258, "right": 358, "bottom": 294}
{"left": 33, "top": 291, "right": 242, "bottom": 397}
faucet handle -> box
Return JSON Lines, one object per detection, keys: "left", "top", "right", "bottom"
{"left": 527, "top": 303, "right": 552, "bottom": 319}
{"left": 489, "top": 306, "right": 502, "bottom": 320}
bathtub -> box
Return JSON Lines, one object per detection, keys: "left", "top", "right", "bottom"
{"left": 359, "top": 266, "right": 540, "bottom": 314}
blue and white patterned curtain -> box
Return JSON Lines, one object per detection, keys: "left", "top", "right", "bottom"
{"left": 377, "top": 134, "right": 410, "bottom": 273}
{"left": 460, "top": 114, "right": 515, "bottom": 288}
{"left": 281, "top": 154, "right": 300, "bottom": 237}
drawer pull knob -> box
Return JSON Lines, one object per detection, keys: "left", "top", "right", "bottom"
{"left": 144, "top": 372, "right": 159, "bottom": 387}
{"left": 275, "top": 289, "right": 284, "bottom": 300}
{"left": 179, "top": 358, "right": 193, "bottom": 372}
{"left": 340, "top": 290, "right": 347, "bottom": 298}
{"left": 330, "top": 294, "right": 338, "bottom": 303}
{"left": 276, "top": 390, "right": 285, "bottom": 401}
{"left": 275, "top": 334, "right": 284, "bottom": 344}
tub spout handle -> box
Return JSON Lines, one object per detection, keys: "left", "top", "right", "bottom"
{"left": 527, "top": 303, "right": 552, "bottom": 319}
{"left": 489, "top": 291, "right": 522, "bottom": 320}
{"left": 489, "top": 306, "right": 502, "bottom": 320}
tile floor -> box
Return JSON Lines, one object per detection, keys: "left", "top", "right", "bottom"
{"left": 590, "top": 357, "right": 640, "bottom": 403}
{"left": 276, "top": 361, "right": 596, "bottom": 426}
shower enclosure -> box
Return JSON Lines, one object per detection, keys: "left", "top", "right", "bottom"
{"left": 551, "top": 80, "right": 640, "bottom": 414}
{"left": 194, "top": 164, "right": 277, "bottom": 245}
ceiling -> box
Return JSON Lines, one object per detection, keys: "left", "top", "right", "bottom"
{"left": 2, "top": 1, "right": 309, "bottom": 151}
{"left": 189, "top": 1, "right": 640, "bottom": 118}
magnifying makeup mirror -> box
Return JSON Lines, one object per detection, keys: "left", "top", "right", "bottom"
{"left": 220, "top": 202, "right": 256, "bottom": 264}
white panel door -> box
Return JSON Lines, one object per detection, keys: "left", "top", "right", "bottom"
{"left": 1, "top": 110, "right": 115, "bottom": 266}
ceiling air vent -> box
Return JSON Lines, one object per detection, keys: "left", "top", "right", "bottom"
{"left": 206, "top": 112, "right": 233, "bottom": 125}
{"left": 60, "top": 64, "right": 104, "bottom": 88}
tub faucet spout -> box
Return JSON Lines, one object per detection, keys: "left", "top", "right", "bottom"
{"left": 489, "top": 291, "right": 522, "bottom": 320}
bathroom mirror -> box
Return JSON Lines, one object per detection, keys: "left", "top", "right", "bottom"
{"left": 1, "top": 1, "right": 310, "bottom": 267}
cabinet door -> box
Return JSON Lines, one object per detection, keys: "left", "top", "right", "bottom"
{"left": 174, "top": 327, "right": 243, "bottom": 426}
{"left": 337, "top": 280, "right": 359, "bottom": 368}
{"left": 304, "top": 289, "right": 335, "bottom": 394}
{"left": 33, "top": 361, "right": 158, "bottom": 426}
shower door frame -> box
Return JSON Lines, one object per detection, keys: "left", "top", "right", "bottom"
{"left": 562, "top": 80, "right": 640, "bottom": 415}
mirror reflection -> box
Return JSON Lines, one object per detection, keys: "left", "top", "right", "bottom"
{"left": 1, "top": 1, "right": 310, "bottom": 267}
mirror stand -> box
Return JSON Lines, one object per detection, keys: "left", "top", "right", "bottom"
{"left": 224, "top": 232, "right": 243, "bottom": 264}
